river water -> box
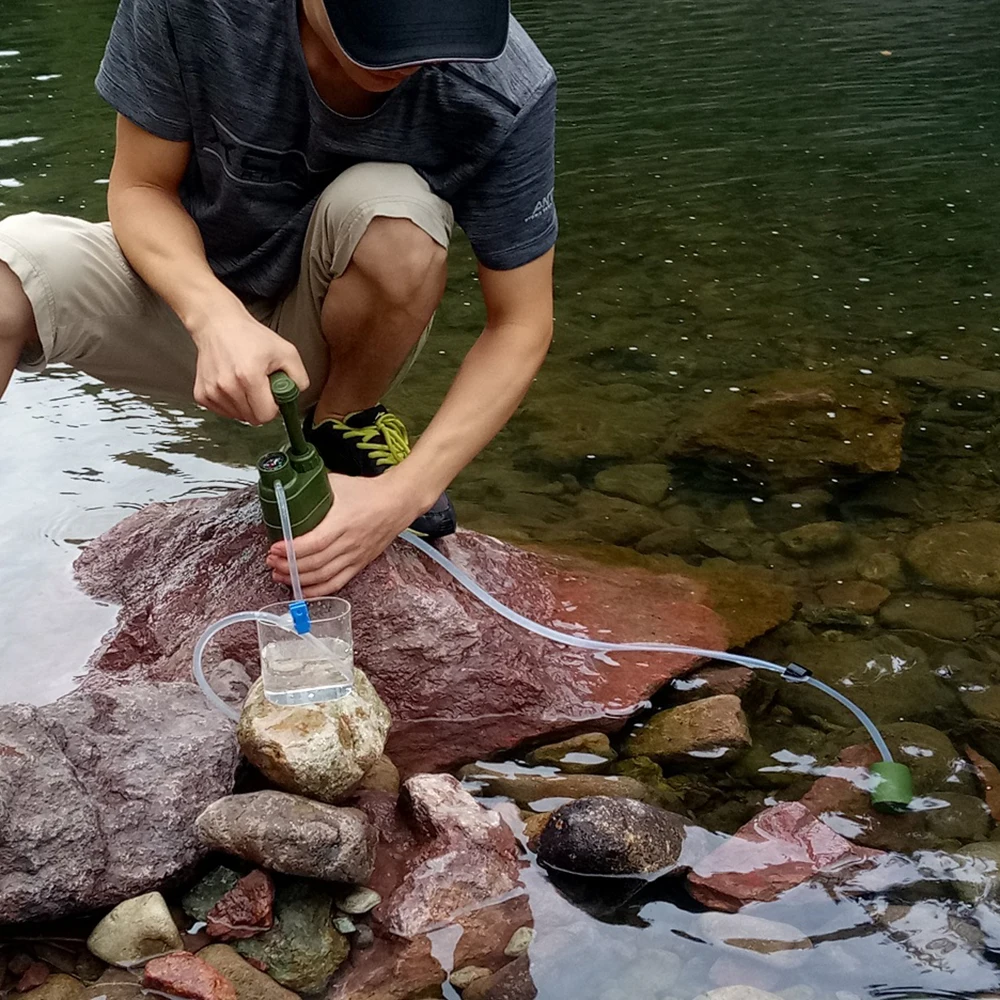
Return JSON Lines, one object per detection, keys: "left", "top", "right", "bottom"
{"left": 2, "top": 0, "right": 999, "bottom": 995}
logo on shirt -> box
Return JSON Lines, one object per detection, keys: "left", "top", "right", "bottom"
{"left": 525, "top": 188, "right": 554, "bottom": 223}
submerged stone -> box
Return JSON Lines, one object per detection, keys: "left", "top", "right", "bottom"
{"left": 878, "top": 595, "right": 977, "bottom": 640}
{"left": 237, "top": 672, "right": 390, "bottom": 804}
{"left": 458, "top": 764, "right": 664, "bottom": 808}
{"left": 19, "top": 975, "right": 86, "bottom": 1000}
{"left": 952, "top": 842, "right": 1000, "bottom": 903}
{"left": 622, "top": 695, "right": 751, "bottom": 763}
{"left": 525, "top": 732, "right": 617, "bottom": 772}
{"left": 697, "top": 913, "right": 812, "bottom": 969}
{"left": 922, "top": 793, "right": 992, "bottom": 844}
{"left": 536, "top": 795, "right": 687, "bottom": 875}
{"left": 778, "top": 521, "right": 851, "bottom": 558}
{"left": 905, "top": 522, "right": 1000, "bottom": 597}
{"left": 817, "top": 581, "right": 890, "bottom": 615}
{"left": 593, "top": 463, "right": 672, "bottom": 506}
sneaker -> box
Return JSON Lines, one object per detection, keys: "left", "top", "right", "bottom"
{"left": 304, "top": 404, "right": 457, "bottom": 539}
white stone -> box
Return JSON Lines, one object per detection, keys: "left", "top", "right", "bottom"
{"left": 449, "top": 966, "right": 491, "bottom": 990}
{"left": 86, "top": 892, "right": 183, "bottom": 967}
{"left": 336, "top": 887, "right": 382, "bottom": 915}
{"left": 503, "top": 926, "right": 535, "bottom": 957}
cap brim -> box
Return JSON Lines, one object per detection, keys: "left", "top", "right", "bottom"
{"left": 325, "top": 0, "right": 510, "bottom": 70}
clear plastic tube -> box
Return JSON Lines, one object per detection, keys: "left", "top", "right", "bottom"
{"left": 398, "top": 531, "right": 893, "bottom": 763}
{"left": 274, "top": 481, "right": 305, "bottom": 604}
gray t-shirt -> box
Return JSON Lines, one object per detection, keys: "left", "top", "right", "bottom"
{"left": 95, "top": 0, "right": 558, "bottom": 299}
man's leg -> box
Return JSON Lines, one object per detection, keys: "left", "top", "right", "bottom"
{"left": 0, "top": 261, "right": 39, "bottom": 397}
{"left": 316, "top": 216, "right": 447, "bottom": 421}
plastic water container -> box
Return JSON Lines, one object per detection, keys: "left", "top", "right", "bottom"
{"left": 257, "top": 597, "right": 354, "bottom": 706}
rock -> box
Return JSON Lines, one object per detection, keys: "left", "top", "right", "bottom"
{"left": 86, "top": 892, "right": 184, "bottom": 967}
{"left": 604, "top": 757, "right": 685, "bottom": 811}
{"left": 952, "top": 842, "right": 1000, "bottom": 903}
{"left": 235, "top": 880, "right": 348, "bottom": 993}
{"left": 961, "top": 687, "right": 1000, "bottom": 723}
{"left": 72, "top": 488, "right": 725, "bottom": 776}
{"left": 878, "top": 596, "right": 976, "bottom": 640}
{"left": 521, "top": 810, "right": 552, "bottom": 849}
{"left": 857, "top": 551, "right": 904, "bottom": 588}
{"left": 353, "top": 926, "right": 374, "bottom": 950}
{"left": 571, "top": 491, "right": 665, "bottom": 545}
{"left": 503, "top": 928, "right": 534, "bottom": 958}
{"left": 79, "top": 969, "right": 144, "bottom": 1000}
{"left": 19, "top": 975, "right": 86, "bottom": 1000}
{"left": 687, "top": 802, "right": 882, "bottom": 912}
{"left": 196, "top": 791, "right": 375, "bottom": 883}
{"left": 884, "top": 355, "right": 1000, "bottom": 391}
{"left": 775, "top": 634, "right": 962, "bottom": 730}
{"left": 817, "top": 581, "right": 890, "bottom": 615}
{"left": 31, "top": 948, "right": 77, "bottom": 977}
{"left": 922, "top": 793, "right": 992, "bottom": 843}
{"left": 142, "top": 953, "right": 237, "bottom": 1000}
{"left": 450, "top": 966, "right": 492, "bottom": 991}
{"left": 695, "top": 990, "right": 784, "bottom": 1000}
{"left": 206, "top": 871, "right": 274, "bottom": 940}
{"left": 334, "top": 887, "right": 381, "bottom": 915}
{"left": 18, "top": 965, "right": 52, "bottom": 992}
{"left": 355, "top": 755, "right": 400, "bottom": 795}
{"left": 328, "top": 777, "right": 527, "bottom": 1000}
{"left": 664, "top": 371, "right": 906, "bottom": 484}
{"left": 333, "top": 915, "right": 356, "bottom": 934}
{"left": 966, "top": 746, "right": 1000, "bottom": 821}
{"left": 0, "top": 682, "right": 239, "bottom": 925}
{"left": 593, "top": 463, "right": 671, "bottom": 506}
{"left": 524, "top": 733, "right": 616, "bottom": 773}
{"left": 197, "top": 945, "right": 298, "bottom": 1000}
{"left": 459, "top": 764, "right": 663, "bottom": 808}
{"left": 670, "top": 665, "right": 754, "bottom": 704}
{"left": 906, "top": 522, "right": 1000, "bottom": 596}
{"left": 238, "top": 672, "right": 388, "bottom": 804}
{"left": 635, "top": 525, "right": 702, "bottom": 557}
{"left": 183, "top": 867, "right": 242, "bottom": 923}
{"left": 462, "top": 955, "right": 536, "bottom": 1000}
{"left": 778, "top": 522, "right": 851, "bottom": 558}
{"left": 697, "top": 913, "right": 812, "bottom": 969}
{"left": 536, "top": 796, "right": 687, "bottom": 875}
{"left": 622, "top": 695, "right": 751, "bottom": 763}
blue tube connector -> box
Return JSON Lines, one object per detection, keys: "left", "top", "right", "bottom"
{"left": 289, "top": 599, "right": 311, "bottom": 635}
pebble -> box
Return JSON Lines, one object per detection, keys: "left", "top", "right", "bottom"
{"left": 197, "top": 945, "right": 299, "bottom": 1000}
{"left": 143, "top": 952, "right": 237, "bottom": 1000}
{"left": 18, "top": 974, "right": 84, "bottom": 1000}
{"left": 333, "top": 916, "right": 356, "bottom": 935}
{"left": 525, "top": 733, "right": 617, "bottom": 772}
{"left": 622, "top": 695, "right": 751, "bottom": 763}
{"left": 354, "top": 755, "right": 401, "bottom": 795}
{"left": 353, "top": 925, "right": 375, "bottom": 950}
{"left": 906, "top": 522, "right": 1000, "bottom": 597}
{"left": 778, "top": 522, "right": 850, "bottom": 558}
{"left": 449, "top": 966, "right": 491, "bottom": 991}
{"left": 503, "top": 927, "right": 535, "bottom": 958}
{"left": 334, "top": 887, "right": 382, "bottom": 915}
{"left": 87, "top": 892, "right": 184, "bottom": 967}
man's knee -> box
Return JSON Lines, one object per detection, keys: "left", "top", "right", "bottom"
{"left": 350, "top": 217, "right": 448, "bottom": 312}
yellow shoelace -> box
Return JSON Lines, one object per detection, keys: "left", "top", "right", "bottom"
{"left": 339, "top": 411, "right": 411, "bottom": 467}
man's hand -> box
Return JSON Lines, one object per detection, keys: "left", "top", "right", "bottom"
{"left": 191, "top": 310, "right": 310, "bottom": 425}
{"left": 266, "top": 471, "right": 422, "bottom": 596}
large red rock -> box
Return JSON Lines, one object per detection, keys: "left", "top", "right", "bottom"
{"left": 687, "top": 802, "right": 882, "bottom": 912}
{"left": 73, "top": 487, "right": 724, "bottom": 774}
{"left": 329, "top": 774, "right": 531, "bottom": 1000}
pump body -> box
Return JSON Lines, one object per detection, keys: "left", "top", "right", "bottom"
{"left": 257, "top": 372, "right": 333, "bottom": 541}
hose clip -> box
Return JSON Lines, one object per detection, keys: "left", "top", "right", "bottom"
{"left": 782, "top": 661, "right": 813, "bottom": 683}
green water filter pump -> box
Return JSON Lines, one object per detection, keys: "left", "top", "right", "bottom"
{"left": 257, "top": 372, "right": 333, "bottom": 542}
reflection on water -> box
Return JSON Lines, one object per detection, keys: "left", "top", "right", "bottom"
{"left": 2, "top": 0, "right": 999, "bottom": 993}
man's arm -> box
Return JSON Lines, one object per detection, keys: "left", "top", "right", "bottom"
{"left": 268, "top": 248, "right": 555, "bottom": 595}
{"left": 107, "top": 114, "right": 308, "bottom": 423}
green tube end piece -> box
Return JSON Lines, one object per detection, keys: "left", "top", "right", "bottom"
{"left": 269, "top": 371, "right": 299, "bottom": 404}
{"left": 870, "top": 761, "right": 914, "bottom": 814}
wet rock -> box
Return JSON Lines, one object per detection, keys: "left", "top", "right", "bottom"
{"left": 604, "top": 757, "right": 685, "bottom": 810}
{"left": 328, "top": 777, "right": 527, "bottom": 1000}
{"left": 670, "top": 665, "right": 754, "bottom": 704}
{"left": 206, "top": 871, "right": 274, "bottom": 941}
{"left": 593, "top": 463, "right": 671, "bottom": 506}
{"left": 237, "top": 672, "right": 390, "bottom": 804}
{"left": 697, "top": 913, "right": 812, "bottom": 969}
{"left": 333, "top": 915, "right": 356, "bottom": 935}
{"left": 79, "top": 969, "right": 143, "bottom": 1000}
{"left": 18, "top": 965, "right": 52, "bottom": 993}
{"left": 687, "top": 802, "right": 882, "bottom": 912}
{"left": 699, "top": 531, "right": 752, "bottom": 562}
{"left": 878, "top": 596, "right": 977, "bottom": 640}
{"left": 0, "top": 682, "right": 239, "bottom": 925}
{"left": 778, "top": 522, "right": 851, "bottom": 558}
{"left": 695, "top": 989, "right": 784, "bottom": 1000}
{"left": 182, "top": 867, "right": 242, "bottom": 923}
{"left": 196, "top": 791, "right": 375, "bottom": 884}
{"left": 74, "top": 488, "right": 724, "bottom": 776}
{"left": 753, "top": 490, "right": 832, "bottom": 533}
{"left": 450, "top": 966, "right": 492, "bottom": 991}
{"left": 571, "top": 491, "right": 665, "bottom": 545}
{"left": 197, "top": 945, "right": 298, "bottom": 1000}
{"left": 776, "top": 634, "right": 962, "bottom": 730}
{"left": 525, "top": 733, "right": 616, "bottom": 773}
{"left": 857, "top": 551, "right": 904, "bottom": 588}
{"left": 635, "top": 525, "right": 702, "bottom": 557}
{"left": 536, "top": 796, "right": 687, "bottom": 875}
{"left": 31, "top": 948, "right": 77, "bottom": 977}
{"left": 966, "top": 746, "right": 1000, "bottom": 821}
{"left": 354, "top": 755, "right": 400, "bottom": 795}
{"left": 459, "top": 764, "right": 662, "bottom": 808}
{"left": 235, "top": 880, "right": 348, "bottom": 993}
{"left": 19, "top": 974, "right": 86, "bottom": 1000}
{"left": 334, "top": 887, "right": 381, "bottom": 915}
{"left": 462, "top": 955, "right": 536, "bottom": 1000}
{"left": 952, "top": 842, "right": 1000, "bottom": 903}
{"left": 922, "top": 793, "right": 992, "bottom": 843}
{"left": 86, "top": 892, "right": 184, "bottom": 967}
{"left": 884, "top": 355, "right": 1000, "bottom": 391}
{"left": 142, "top": 953, "right": 237, "bottom": 1000}
{"left": 664, "top": 371, "right": 906, "bottom": 484}
{"left": 817, "top": 581, "right": 890, "bottom": 615}
{"left": 906, "top": 522, "right": 1000, "bottom": 596}
{"left": 503, "top": 928, "right": 534, "bottom": 958}
{"left": 961, "top": 686, "right": 1000, "bottom": 723}
{"left": 622, "top": 695, "right": 751, "bottom": 763}
{"left": 521, "top": 810, "right": 552, "bottom": 849}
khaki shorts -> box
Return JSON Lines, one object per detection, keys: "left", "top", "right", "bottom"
{"left": 0, "top": 162, "right": 454, "bottom": 408}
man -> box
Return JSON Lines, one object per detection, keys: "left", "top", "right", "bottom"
{"left": 0, "top": 0, "right": 556, "bottom": 596}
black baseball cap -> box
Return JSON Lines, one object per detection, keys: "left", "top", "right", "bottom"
{"left": 323, "top": 0, "right": 511, "bottom": 70}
